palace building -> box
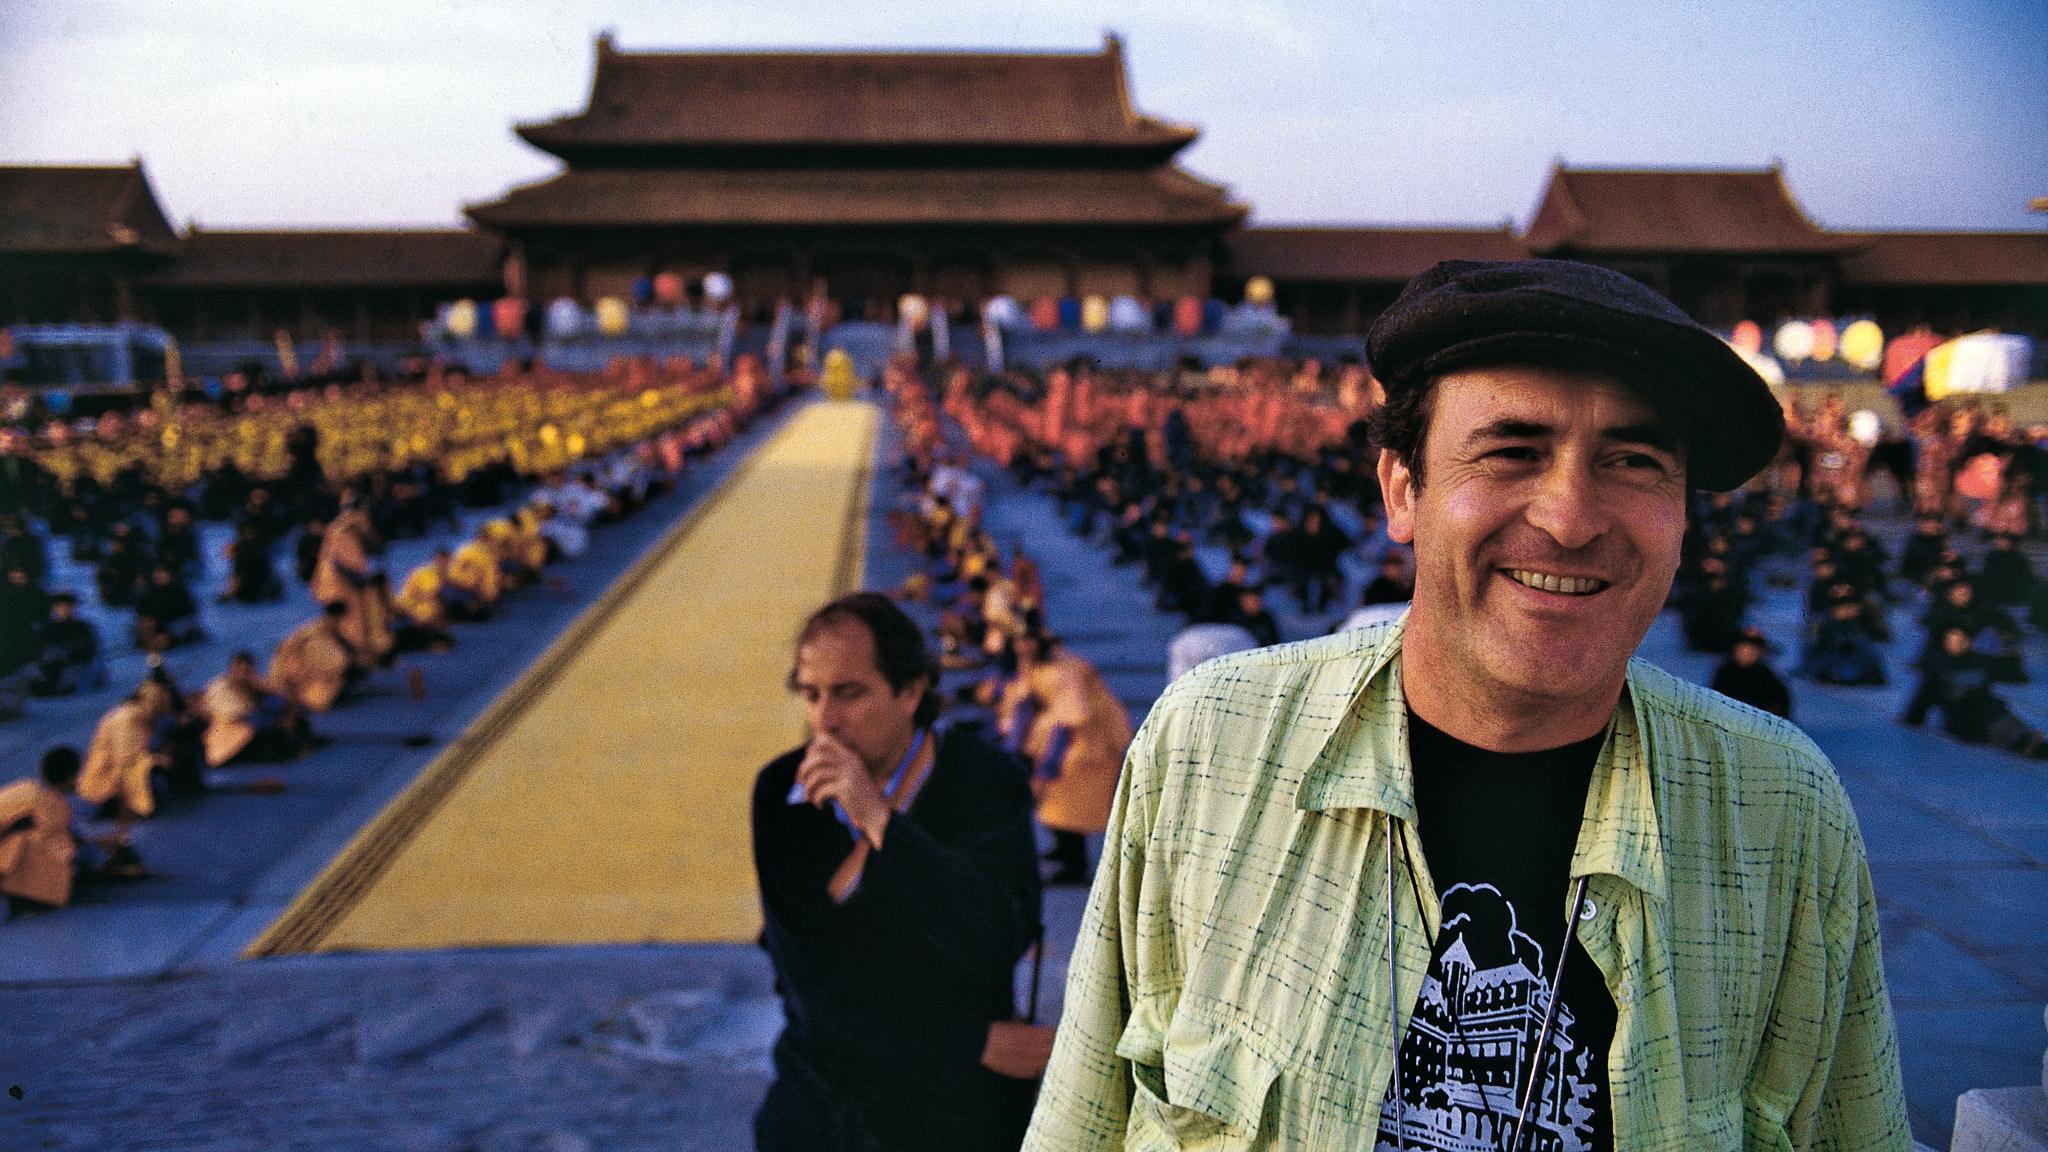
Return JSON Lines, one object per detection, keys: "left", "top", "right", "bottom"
{"left": 468, "top": 33, "right": 1246, "bottom": 323}
{"left": 2, "top": 34, "right": 2044, "bottom": 346}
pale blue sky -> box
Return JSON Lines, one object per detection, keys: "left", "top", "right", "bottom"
{"left": 1, "top": 0, "right": 2042, "bottom": 232}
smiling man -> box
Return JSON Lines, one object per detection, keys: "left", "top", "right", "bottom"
{"left": 1025, "top": 260, "right": 1910, "bottom": 1151}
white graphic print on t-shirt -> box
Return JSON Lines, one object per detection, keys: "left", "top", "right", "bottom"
{"left": 1375, "top": 883, "right": 1600, "bottom": 1152}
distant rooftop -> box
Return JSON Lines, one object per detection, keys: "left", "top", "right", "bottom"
{"left": 1525, "top": 164, "right": 1858, "bottom": 255}
{"left": 516, "top": 32, "right": 1198, "bottom": 159}
{"left": 0, "top": 161, "right": 179, "bottom": 256}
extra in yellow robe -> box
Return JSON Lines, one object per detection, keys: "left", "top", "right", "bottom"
{"left": 998, "top": 650, "right": 1132, "bottom": 834}
{"left": 270, "top": 619, "right": 352, "bottom": 713}
{"left": 309, "top": 507, "right": 393, "bottom": 667}
{"left": 395, "top": 563, "right": 447, "bottom": 627}
{"left": 0, "top": 778, "right": 76, "bottom": 906}
{"left": 448, "top": 541, "right": 502, "bottom": 606}
{"left": 78, "top": 697, "right": 164, "bottom": 818}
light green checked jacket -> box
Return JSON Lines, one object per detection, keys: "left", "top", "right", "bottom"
{"left": 1023, "top": 617, "right": 1911, "bottom": 1151}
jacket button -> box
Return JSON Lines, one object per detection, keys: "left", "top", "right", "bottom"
{"left": 1579, "top": 899, "right": 1598, "bottom": 921}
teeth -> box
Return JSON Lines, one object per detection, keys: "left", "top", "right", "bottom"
{"left": 1506, "top": 569, "right": 1604, "bottom": 595}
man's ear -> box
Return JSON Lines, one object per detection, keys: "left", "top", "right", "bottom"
{"left": 1378, "top": 449, "right": 1417, "bottom": 545}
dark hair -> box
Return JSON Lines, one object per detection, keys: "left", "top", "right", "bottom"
{"left": 41, "top": 746, "right": 81, "bottom": 786}
{"left": 1365, "top": 379, "right": 1438, "bottom": 486}
{"left": 792, "top": 592, "right": 942, "bottom": 727}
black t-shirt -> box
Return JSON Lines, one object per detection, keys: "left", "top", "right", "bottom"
{"left": 1376, "top": 713, "right": 1618, "bottom": 1152}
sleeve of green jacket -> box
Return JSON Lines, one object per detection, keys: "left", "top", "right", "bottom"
{"left": 1810, "top": 814, "right": 1914, "bottom": 1151}
{"left": 1022, "top": 695, "right": 1167, "bottom": 1150}
{"left": 1768, "top": 779, "right": 1914, "bottom": 1152}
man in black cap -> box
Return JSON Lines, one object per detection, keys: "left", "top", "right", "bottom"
{"left": 1027, "top": 260, "right": 1909, "bottom": 1151}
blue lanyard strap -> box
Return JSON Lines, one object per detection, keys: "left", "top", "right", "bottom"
{"left": 880, "top": 728, "right": 926, "bottom": 803}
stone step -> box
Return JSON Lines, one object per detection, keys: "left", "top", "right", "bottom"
{"left": 1950, "top": 1086, "right": 2048, "bottom": 1152}
{"left": 216, "top": 999, "right": 355, "bottom": 1063}
{"left": 355, "top": 992, "right": 500, "bottom": 1067}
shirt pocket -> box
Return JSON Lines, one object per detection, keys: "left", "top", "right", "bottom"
{"left": 1116, "top": 1011, "right": 1281, "bottom": 1149}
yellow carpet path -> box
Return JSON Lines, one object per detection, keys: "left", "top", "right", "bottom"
{"left": 250, "top": 400, "right": 878, "bottom": 954}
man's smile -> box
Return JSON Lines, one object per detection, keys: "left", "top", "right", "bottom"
{"left": 1500, "top": 567, "right": 1610, "bottom": 596}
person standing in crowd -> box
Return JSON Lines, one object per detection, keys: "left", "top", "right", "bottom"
{"left": 222, "top": 519, "right": 284, "bottom": 604}
{"left": 310, "top": 488, "right": 393, "bottom": 671}
{"left": 0, "top": 564, "right": 46, "bottom": 696}
{"left": 1027, "top": 259, "right": 1908, "bottom": 1150}
{"left": 1289, "top": 502, "right": 1353, "bottom": 615}
{"left": 753, "top": 592, "right": 1045, "bottom": 1152}
{"left": 996, "top": 624, "right": 1132, "bottom": 886}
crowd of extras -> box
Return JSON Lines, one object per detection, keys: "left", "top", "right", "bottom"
{"left": 9, "top": 356, "right": 2046, "bottom": 916}
{"left": 0, "top": 370, "right": 771, "bottom": 918}
{"left": 908, "top": 360, "right": 2048, "bottom": 764}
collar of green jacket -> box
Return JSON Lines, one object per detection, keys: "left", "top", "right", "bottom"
{"left": 1290, "top": 613, "right": 1670, "bottom": 905}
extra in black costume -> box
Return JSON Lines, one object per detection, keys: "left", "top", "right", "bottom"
{"left": 751, "top": 724, "right": 1042, "bottom": 1152}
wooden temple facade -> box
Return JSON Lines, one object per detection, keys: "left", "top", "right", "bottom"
{"left": 1224, "top": 165, "right": 2048, "bottom": 338}
{"left": 0, "top": 163, "right": 181, "bottom": 326}
{"left": 468, "top": 34, "right": 1247, "bottom": 322}
{"left": 3, "top": 38, "right": 2045, "bottom": 344}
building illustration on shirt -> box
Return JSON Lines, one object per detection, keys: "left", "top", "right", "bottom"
{"left": 1376, "top": 883, "right": 1600, "bottom": 1152}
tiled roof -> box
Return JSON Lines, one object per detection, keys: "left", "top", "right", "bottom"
{"left": 516, "top": 34, "right": 1197, "bottom": 154}
{"left": 1225, "top": 226, "right": 1527, "bottom": 281}
{"left": 1836, "top": 231, "right": 2048, "bottom": 286}
{"left": 1524, "top": 165, "right": 1856, "bottom": 255}
{"left": 0, "top": 163, "right": 180, "bottom": 255}
{"left": 150, "top": 229, "right": 504, "bottom": 288}
{"left": 466, "top": 166, "right": 1246, "bottom": 229}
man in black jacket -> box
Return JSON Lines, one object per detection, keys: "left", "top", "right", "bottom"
{"left": 753, "top": 592, "right": 1044, "bottom": 1152}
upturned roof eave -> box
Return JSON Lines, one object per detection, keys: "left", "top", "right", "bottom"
{"left": 512, "top": 120, "right": 1198, "bottom": 156}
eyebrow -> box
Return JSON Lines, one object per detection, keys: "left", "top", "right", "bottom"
{"left": 1464, "top": 417, "right": 1680, "bottom": 455}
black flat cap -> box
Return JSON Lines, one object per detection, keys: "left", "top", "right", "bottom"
{"left": 1367, "top": 258, "right": 1784, "bottom": 491}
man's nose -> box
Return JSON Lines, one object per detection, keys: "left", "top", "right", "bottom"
{"left": 1524, "top": 461, "right": 1609, "bottom": 552}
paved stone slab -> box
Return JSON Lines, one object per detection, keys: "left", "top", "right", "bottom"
{"left": 104, "top": 997, "right": 226, "bottom": 1054}
{"left": 0, "top": 945, "right": 777, "bottom": 1152}
{"left": 172, "top": 905, "right": 287, "bottom": 971}
{"left": 1851, "top": 790, "right": 2032, "bottom": 865}
{"left": 215, "top": 997, "right": 357, "bottom": 1063}
{"left": 1897, "top": 1003, "right": 2048, "bottom": 1142}
{"left": 0, "top": 901, "right": 232, "bottom": 983}
{"left": 1874, "top": 863, "right": 2048, "bottom": 949}
{"left": 1951, "top": 1085, "right": 2048, "bottom": 1152}
{"left": 355, "top": 990, "right": 501, "bottom": 1066}
{"left": 1882, "top": 910, "right": 2040, "bottom": 1007}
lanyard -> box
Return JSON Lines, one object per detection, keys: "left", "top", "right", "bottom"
{"left": 787, "top": 728, "right": 927, "bottom": 833}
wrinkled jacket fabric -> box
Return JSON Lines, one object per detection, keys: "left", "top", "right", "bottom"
{"left": 1025, "top": 617, "right": 1910, "bottom": 1151}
